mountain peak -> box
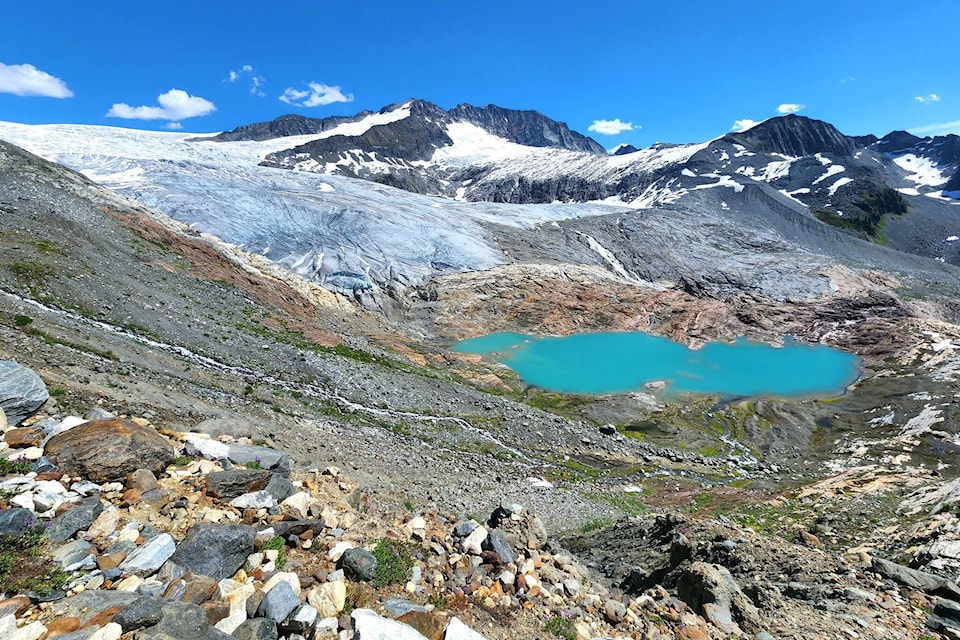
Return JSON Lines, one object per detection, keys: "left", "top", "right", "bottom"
{"left": 874, "top": 130, "right": 924, "bottom": 153}
{"left": 729, "top": 114, "right": 857, "bottom": 157}
{"left": 448, "top": 103, "right": 606, "bottom": 154}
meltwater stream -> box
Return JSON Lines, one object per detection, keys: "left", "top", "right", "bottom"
{"left": 455, "top": 331, "right": 861, "bottom": 398}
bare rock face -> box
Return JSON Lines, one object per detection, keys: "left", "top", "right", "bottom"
{"left": 0, "top": 361, "right": 48, "bottom": 427}
{"left": 44, "top": 419, "right": 175, "bottom": 482}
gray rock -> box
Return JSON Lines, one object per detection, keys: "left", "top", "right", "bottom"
{"left": 872, "top": 557, "right": 960, "bottom": 600}
{"left": 526, "top": 515, "right": 548, "bottom": 550}
{"left": 265, "top": 473, "right": 296, "bottom": 502}
{"left": 339, "top": 547, "right": 377, "bottom": 582}
{"left": 119, "top": 533, "right": 176, "bottom": 576}
{"left": 233, "top": 618, "right": 279, "bottom": 640}
{"left": 137, "top": 600, "right": 232, "bottom": 640}
{"left": 224, "top": 443, "right": 290, "bottom": 474}
{"left": 256, "top": 580, "right": 300, "bottom": 623}
{"left": 52, "top": 539, "right": 96, "bottom": 572}
{"left": 383, "top": 599, "right": 429, "bottom": 618}
{"left": 204, "top": 469, "right": 271, "bottom": 500}
{"left": 83, "top": 407, "right": 115, "bottom": 421}
{"left": 0, "top": 508, "right": 37, "bottom": 536}
{"left": 170, "top": 523, "right": 254, "bottom": 580}
{"left": 229, "top": 490, "right": 276, "bottom": 510}
{"left": 483, "top": 530, "right": 515, "bottom": 565}
{"left": 45, "top": 496, "right": 104, "bottom": 542}
{"left": 936, "top": 598, "right": 960, "bottom": 623}
{"left": 603, "top": 599, "right": 626, "bottom": 624}
{"left": 0, "top": 361, "right": 48, "bottom": 426}
{"left": 677, "top": 561, "right": 760, "bottom": 633}
{"left": 454, "top": 520, "right": 477, "bottom": 537}
{"left": 113, "top": 595, "right": 164, "bottom": 632}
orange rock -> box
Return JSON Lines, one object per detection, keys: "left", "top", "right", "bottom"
{"left": 674, "top": 625, "right": 710, "bottom": 640}
{"left": 80, "top": 604, "right": 124, "bottom": 629}
{"left": 45, "top": 616, "right": 81, "bottom": 636}
{"left": 0, "top": 595, "right": 31, "bottom": 617}
{"left": 398, "top": 611, "right": 445, "bottom": 640}
{"left": 97, "top": 552, "right": 127, "bottom": 571}
{"left": 3, "top": 426, "right": 44, "bottom": 448}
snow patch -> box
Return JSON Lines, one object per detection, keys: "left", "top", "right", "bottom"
{"left": 812, "top": 164, "right": 846, "bottom": 185}
{"left": 828, "top": 177, "right": 853, "bottom": 196}
{"left": 893, "top": 154, "right": 948, "bottom": 187}
{"left": 691, "top": 175, "right": 744, "bottom": 193}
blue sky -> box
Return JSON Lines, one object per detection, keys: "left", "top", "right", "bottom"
{"left": 1, "top": 0, "right": 958, "bottom": 148}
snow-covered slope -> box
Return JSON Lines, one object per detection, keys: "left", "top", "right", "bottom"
{"left": 0, "top": 119, "right": 628, "bottom": 306}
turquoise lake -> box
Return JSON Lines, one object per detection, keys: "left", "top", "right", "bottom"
{"left": 453, "top": 332, "right": 861, "bottom": 398}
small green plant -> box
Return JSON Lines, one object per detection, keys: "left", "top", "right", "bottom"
{"left": 403, "top": 499, "right": 414, "bottom": 512}
{"left": 371, "top": 539, "right": 416, "bottom": 587}
{"left": 262, "top": 535, "right": 287, "bottom": 568}
{"left": 171, "top": 455, "right": 190, "bottom": 466}
{"left": 0, "top": 457, "right": 32, "bottom": 476}
{"left": 579, "top": 518, "right": 610, "bottom": 533}
{"left": 243, "top": 459, "right": 263, "bottom": 470}
{"left": 544, "top": 614, "right": 576, "bottom": 639}
{"left": 13, "top": 315, "right": 32, "bottom": 326}
{"left": 0, "top": 528, "right": 69, "bottom": 595}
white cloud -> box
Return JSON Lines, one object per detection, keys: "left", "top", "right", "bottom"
{"left": 908, "top": 120, "right": 960, "bottom": 136}
{"left": 279, "top": 82, "right": 353, "bottom": 107}
{"left": 587, "top": 118, "right": 636, "bottom": 135}
{"left": 915, "top": 94, "right": 941, "bottom": 104}
{"left": 731, "top": 119, "right": 760, "bottom": 132}
{"left": 0, "top": 62, "right": 72, "bottom": 98}
{"left": 250, "top": 76, "right": 265, "bottom": 97}
{"left": 777, "top": 103, "right": 804, "bottom": 115}
{"left": 106, "top": 88, "right": 216, "bottom": 121}
{"left": 164, "top": 121, "right": 184, "bottom": 130}
{"left": 227, "top": 64, "right": 265, "bottom": 96}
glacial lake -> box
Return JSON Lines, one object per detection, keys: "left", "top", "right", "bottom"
{"left": 453, "top": 332, "right": 861, "bottom": 398}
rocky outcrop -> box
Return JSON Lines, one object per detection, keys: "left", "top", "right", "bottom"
{"left": 0, "top": 361, "right": 48, "bottom": 427}
{"left": 729, "top": 114, "right": 858, "bottom": 157}
{"left": 448, "top": 103, "right": 606, "bottom": 154}
{"left": 44, "top": 419, "right": 175, "bottom": 482}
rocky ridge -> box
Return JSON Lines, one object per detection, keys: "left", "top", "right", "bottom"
{"left": 4, "top": 362, "right": 960, "bottom": 640}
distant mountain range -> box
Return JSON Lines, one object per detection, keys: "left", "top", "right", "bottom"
{"left": 210, "top": 99, "right": 960, "bottom": 263}
{"left": 0, "top": 100, "right": 958, "bottom": 308}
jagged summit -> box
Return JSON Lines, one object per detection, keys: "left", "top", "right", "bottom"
{"left": 208, "top": 98, "right": 605, "bottom": 154}
{"left": 875, "top": 130, "right": 924, "bottom": 153}
{"left": 448, "top": 103, "right": 606, "bottom": 154}
{"left": 728, "top": 114, "right": 858, "bottom": 157}
{"left": 610, "top": 143, "right": 639, "bottom": 155}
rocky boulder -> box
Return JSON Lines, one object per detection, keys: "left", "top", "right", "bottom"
{"left": 169, "top": 523, "right": 254, "bottom": 581}
{"left": 44, "top": 419, "right": 175, "bottom": 482}
{"left": 0, "top": 361, "right": 48, "bottom": 427}
{"left": 677, "top": 562, "right": 761, "bottom": 634}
